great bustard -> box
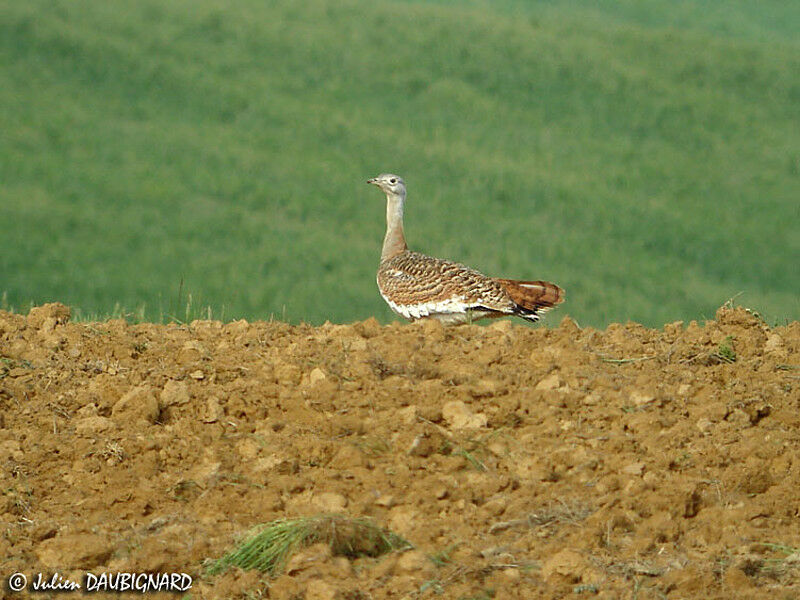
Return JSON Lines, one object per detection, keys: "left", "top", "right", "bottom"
{"left": 367, "top": 174, "right": 564, "bottom": 325}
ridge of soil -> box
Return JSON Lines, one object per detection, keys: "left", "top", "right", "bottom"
{"left": 1, "top": 304, "right": 798, "bottom": 599}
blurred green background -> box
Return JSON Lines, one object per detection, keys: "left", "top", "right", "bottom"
{"left": 1, "top": 0, "right": 798, "bottom": 326}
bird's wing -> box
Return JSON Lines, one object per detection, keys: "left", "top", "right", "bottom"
{"left": 378, "top": 252, "right": 514, "bottom": 318}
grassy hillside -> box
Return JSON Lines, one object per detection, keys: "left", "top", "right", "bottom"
{"left": 1, "top": 0, "right": 798, "bottom": 326}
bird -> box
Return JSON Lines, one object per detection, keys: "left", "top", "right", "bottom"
{"left": 367, "top": 173, "right": 564, "bottom": 325}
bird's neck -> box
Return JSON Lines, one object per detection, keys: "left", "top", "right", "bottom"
{"left": 382, "top": 192, "right": 408, "bottom": 262}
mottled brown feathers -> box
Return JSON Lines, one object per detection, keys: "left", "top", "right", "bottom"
{"left": 378, "top": 252, "right": 511, "bottom": 308}
{"left": 377, "top": 252, "right": 562, "bottom": 324}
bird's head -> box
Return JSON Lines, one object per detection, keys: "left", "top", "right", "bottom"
{"left": 367, "top": 174, "right": 406, "bottom": 197}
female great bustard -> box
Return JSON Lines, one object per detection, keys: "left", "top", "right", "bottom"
{"left": 368, "top": 174, "right": 564, "bottom": 325}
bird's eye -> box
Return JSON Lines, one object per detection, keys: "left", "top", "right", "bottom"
{"left": 390, "top": 178, "right": 397, "bottom": 184}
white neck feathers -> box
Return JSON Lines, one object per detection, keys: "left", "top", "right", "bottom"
{"left": 381, "top": 191, "right": 408, "bottom": 261}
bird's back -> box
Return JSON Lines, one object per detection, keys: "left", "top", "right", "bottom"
{"left": 377, "top": 251, "right": 515, "bottom": 323}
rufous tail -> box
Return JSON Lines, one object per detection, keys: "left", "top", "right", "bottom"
{"left": 495, "top": 279, "right": 565, "bottom": 312}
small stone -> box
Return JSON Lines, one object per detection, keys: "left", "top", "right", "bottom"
{"left": 582, "top": 393, "right": 601, "bottom": 405}
{"left": 418, "top": 404, "right": 443, "bottom": 423}
{"left": 354, "top": 317, "right": 381, "bottom": 338}
{"left": 331, "top": 556, "right": 352, "bottom": 575}
{"left": 328, "top": 445, "right": 366, "bottom": 469}
{"left": 595, "top": 475, "right": 620, "bottom": 494}
{"left": 764, "top": 334, "right": 786, "bottom": 356}
{"left": 303, "top": 367, "right": 327, "bottom": 387}
{"left": 36, "top": 534, "right": 113, "bottom": 568}
{"left": 442, "top": 400, "right": 487, "bottom": 430}
{"left": 0, "top": 440, "right": 23, "bottom": 462}
{"left": 784, "top": 552, "right": 800, "bottom": 564}
{"left": 88, "top": 378, "right": 123, "bottom": 410}
{"left": 542, "top": 549, "right": 587, "bottom": 584}
{"left": 274, "top": 363, "right": 302, "bottom": 385}
{"left": 727, "top": 409, "right": 751, "bottom": 428}
{"left": 226, "top": 319, "right": 249, "bottom": 335}
{"left": 397, "top": 405, "right": 417, "bottom": 425}
{"left": 741, "top": 470, "right": 774, "bottom": 495}
{"left": 407, "top": 432, "right": 442, "bottom": 457}
{"left": 723, "top": 567, "right": 753, "bottom": 589}
{"left": 160, "top": 380, "right": 190, "bottom": 406}
{"left": 31, "top": 524, "right": 58, "bottom": 542}
{"left": 622, "top": 462, "right": 645, "bottom": 476}
{"left": 75, "top": 416, "right": 116, "bottom": 435}
{"left": 535, "top": 373, "right": 562, "bottom": 391}
{"left": 236, "top": 438, "right": 261, "bottom": 459}
{"left": 514, "top": 457, "right": 553, "bottom": 482}
{"left": 642, "top": 472, "right": 659, "bottom": 488}
{"left": 202, "top": 397, "right": 224, "bottom": 423}
{"left": 629, "top": 390, "right": 655, "bottom": 406}
{"left": 396, "top": 550, "right": 431, "bottom": 575}
{"left": 312, "top": 492, "right": 348, "bottom": 512}
{"left": 190, "top": 369, "right": 205, "bottom": 380}
{"left": 285, "top": 543, "right": 333, "bottom": 575}
{"left": 305, "top": 579, "right": 337, "bottom": 600}
{"left": 374, "top": 494, "right": 396, "bottom": 508}
{"left": 111, "top": 386, "right": 159, "bottom": 425}
{"left": 559, "top": 317, "right": 580, "bottom": 333}
{"left": 369, "top": 555, "right": 398, "bottom": 579}
{"left": 489, "top": 320, "right": 513, "bottom": 334}
{"left": 177, "top": 341, "right": 204, "bottom": 365}
{"left": 27, "top": 303, "right": 71, "bottom": 329}
{"left": 349, "top": 338, "right": 368, "bottom": 352}
{"left": 388, "top": 507, "right": 418, "bottom": 537}
{"left": 421, "top": 318, "right": 445, "bottom": 338}
{"left": 468, "top": 379, "right": 504, "bottom": 398}
{"left": 696, "top": 418, "right": 714, "bottom": 433}
{"left": 487, "top": 441, "right": 506, "bottom": 457}
{"left": 482, "top": 496, "right": 507, "bottom": 516}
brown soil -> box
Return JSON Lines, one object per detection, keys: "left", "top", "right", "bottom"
{"left": 1, "top": 304, "right": 799, "bottom": 600}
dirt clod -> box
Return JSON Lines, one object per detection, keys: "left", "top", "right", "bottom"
{"left": 1, "top": 306, "right": 798, "bottom": 598}
{"left": 111, "top": 385, "right": 159, "bottom": 424}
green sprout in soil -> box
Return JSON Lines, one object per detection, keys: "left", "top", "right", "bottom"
{"left": 207, "top": 514, "right": 411, "bottom": 577}
{"left": 761, "top": 543, "right": 800, "bottom": 577}
{"left": 713, "top": 336, "right": 737, "bottom": 363}
{"left": 453, "top": 448, "right": 488, "bottom": 472}
{"left": 429, "top": 543, "right": 460, "bottom": 568}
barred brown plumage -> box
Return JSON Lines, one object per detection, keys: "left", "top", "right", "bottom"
{"left": 367, "top": 174, "right": 564, "bottom": 325}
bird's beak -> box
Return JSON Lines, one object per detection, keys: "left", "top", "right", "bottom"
{"left": 366, "top": 178, "right": 378, "bottom": 185}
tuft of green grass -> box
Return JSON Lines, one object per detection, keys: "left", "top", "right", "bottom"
{"left": 353, "top": 436, "right": 392, "bottom": 457}
{"left": 712, "top": 335, "right": 737, "bottom": 364}
{"left": 207, "top": 514, "right": 411, "bottom": 577}
{"left": 0, "top": 357, "right": 34, "bottom": 381}
{"left": 453, "top": 447, "right": 488, "bottom": 472}
{"left": 761, "top": 543, "right": 800, "bottom": 576}
{"left": 429, "top": 542, "right": 460, "bottom": 568}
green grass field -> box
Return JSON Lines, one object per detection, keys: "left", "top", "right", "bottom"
{"left": 1, "top": 0, "right": 798, "bottom": 326}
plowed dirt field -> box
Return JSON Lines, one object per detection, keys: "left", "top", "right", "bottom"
{"left": 1, "top": 304, "right": 799, "bottom": 600}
